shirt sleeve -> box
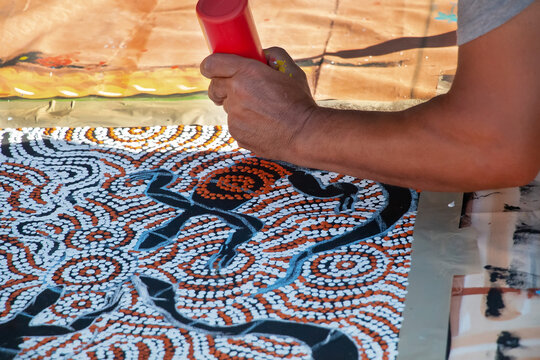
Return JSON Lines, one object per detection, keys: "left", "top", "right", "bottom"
{"left": 457, "top": 0, "right": 536, "bottom": 45}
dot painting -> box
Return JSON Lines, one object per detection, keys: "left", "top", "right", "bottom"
{"left": 0, "top": 126, "right": 417, "bottom": 359}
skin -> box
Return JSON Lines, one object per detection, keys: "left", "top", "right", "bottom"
{"left": 201, "top": 2, "right": 540, "bottom": 192}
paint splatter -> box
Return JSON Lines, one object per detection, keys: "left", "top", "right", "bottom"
{"left": 485, "top": 265, "right": 539, "bottom": 289}
{"left": 435, "top": 4, "right": 457, "bottom": 23}
{"left": 485, "top": 287, "right": 505, "bottom": 317}
{"left": 272, "top": 60, "right": 293, "bottom": 77}
{"left": 35, "top": 54, "right": 74, "bottom": 68}
{"left": 496, "top": 331, "right": 520, "bottom": 360}
{"left": 503, "top": 204, "right": 521, "bottom": 212}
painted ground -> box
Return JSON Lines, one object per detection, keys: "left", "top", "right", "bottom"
{"left": 0, "top": 126, "right": 417, "bottom": 359}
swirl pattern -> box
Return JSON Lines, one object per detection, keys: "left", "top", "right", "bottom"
{"left": 0, "top": 125, "right": 417, "bottom": 359}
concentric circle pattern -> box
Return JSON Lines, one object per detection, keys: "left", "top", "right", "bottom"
{"left": 50, "top": 248, "right": 135, "bottom": 291}
{"left": 0, "top": 126, "right": 417, "bottom": 359}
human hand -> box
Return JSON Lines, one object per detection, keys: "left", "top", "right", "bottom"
{"left": 200, "top": 47, "right": 319, "bottom": 162}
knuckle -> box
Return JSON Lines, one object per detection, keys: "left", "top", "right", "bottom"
{"left": 222, "top": 100, "right": 230, "bottom": 113}
{"left": 266, "top": 46, "right": 285, "bottom": 54}
{"left": 209, "top": 79, "right": 228, "bottom": 99}
{"left": 207, "top": 82, "right": 217, "bottom": 100}
{"left": 201, "top": 57, "right": 213, "bottom": 76}
{"left": 229, "top": 78, "right": 245, "bottom": 97}
{"left": 242, "top": 61, "right": 260, "bottom": 76}
{"left": 227, "top": 122, "right": 241, "bottom": 139}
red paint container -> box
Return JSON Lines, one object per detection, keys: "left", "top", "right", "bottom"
{"left": 196, "top": 0, "right": 266, "bottom": 63}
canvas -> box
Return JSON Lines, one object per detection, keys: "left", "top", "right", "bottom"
{"left": 0, "top": 126, "right": 417, "bottom": 359}
{"left": 0, "top": 0, "right": 458, "bottom": 101}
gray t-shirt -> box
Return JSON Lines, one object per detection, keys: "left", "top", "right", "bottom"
{"left": 457, "top": 0, "right": 536, "bottom": 45}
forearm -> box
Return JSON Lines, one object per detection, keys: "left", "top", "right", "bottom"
{"left": 287, "top": 3, "right": 540, "bottom": 192}
{"left": 201, "top": 7, "right": 540, "bottom": 192}
{"left": 288, "top": 94, "right": 534, "bottom": 192}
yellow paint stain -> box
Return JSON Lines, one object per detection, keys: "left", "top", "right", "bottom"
{"left": 0, "top": 67, "right": 209, "bottom": 98}
{"left": 275, "top": 60, "right": 287, "bottom": 73}
{"left": 19, "top": 56, "right": 28, "bottom": 61}
{"left": 273, "top": 60, "right": 293, "bottom": 77}
{"left": 0, "top": 62, "right": 310, "bottom": 98}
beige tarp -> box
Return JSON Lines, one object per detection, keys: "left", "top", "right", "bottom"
{"left": 0, "top": 0, "right": 457, "bottom": 101}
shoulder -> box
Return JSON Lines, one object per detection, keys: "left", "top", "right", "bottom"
{"left": 457, "top": 0, "right": 536, "bottom": 45}
{"left": 448, "top": 0, "right": 540, "bottom": 187}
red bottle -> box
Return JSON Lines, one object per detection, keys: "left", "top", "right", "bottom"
{"left": 196, "top": 0, "right": 266, "bottom": 63}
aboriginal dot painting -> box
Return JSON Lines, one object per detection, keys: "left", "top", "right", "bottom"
{"left": 0, "top": 126, "right": 417, "bottom": 360}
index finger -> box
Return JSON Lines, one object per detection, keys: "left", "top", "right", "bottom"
{"left": 200, "top": 53, "right": 261, "bottom": 79}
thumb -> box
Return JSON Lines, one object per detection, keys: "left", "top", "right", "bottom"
{"left": 264, "top": 47, "right": 304, "bottom": 78}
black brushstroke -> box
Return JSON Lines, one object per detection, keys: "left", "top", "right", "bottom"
{"left": 514, "top": 227, "right": 540, "bottom": 235}
{"left": 1, "top": 133, "right": 13, "bottom": 158}
{"left": 132, "top": 161, "right": 361, "bottom": 272}
{"left": 486, "top": 265, "right": 508, "bottom": 283}
{"left": 137, "top": 276, "right": 358, "bottom": 360}
{"left": 0, "top": 150, "right": 413, "bottom": 359}
{"left": 512, "top": 179, "right": 540, "bottom": 248}
{"left": 0, "top": 52, "right": 83, "bottom": 69}
{"left": 285, "top": 166, "right": 358, "bottom": 212}
{"left": 0, "top": 52, "right": 41, "bottom": 68}
{"left": 459, "top": 192, "right": 473, "bottom": 228}
{"left": 0, "top": 288, "right": 120, "bottom": 359}
{"left": 485, "top": 265, "right": 539, "bottom": 288}
{"left": 258, "top": 184, "right": 412, "bottom": 293}
{"left": 519, "top": 183, "right": 535, "bottom": 196}
{"left": 132, "top": 161, "right": 413, "bottom": 292}
{"left": 495, "top": 331, "right": 520, "bottom": 360}
{"left": 513, "top": 223, "right": 540, "bottom": 246}
{"left": 131, "top": 167, "right": 267, "bottom": 268}
{"left": 503, "top": 204, "right": 521, "bottom": 212}
{"left": 472, "top": 191, "right": 502, "bottom": 200}
{"left": 484, "top": 265, "right": 539, "bottom": 319}
{"left": 485, "top": 288, "right": 505, "bottom": 317}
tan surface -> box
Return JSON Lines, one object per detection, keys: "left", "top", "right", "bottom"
{"left": 316, "top": 0, "right": 457, "bottom": 100}
{"left": 0, "top": 0, "right": 457, "bottom": 100}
